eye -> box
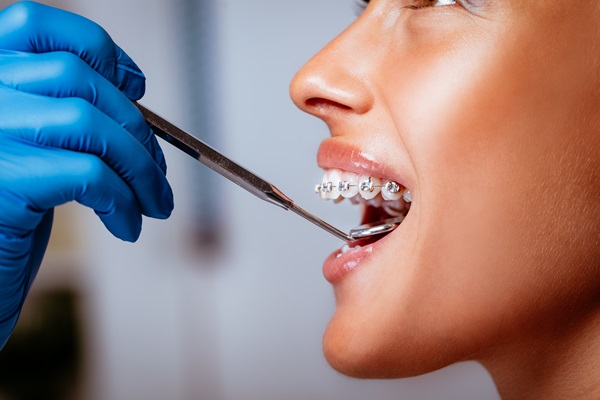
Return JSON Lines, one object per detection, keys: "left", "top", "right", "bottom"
{"left": 354, "top": 0, "right": 460, "bottom": 13}
{"left": 354, "top": 0, "right": 370, "bottom": 15}
{"left": 407, "top": 0, "right": 458, "bottom": 9}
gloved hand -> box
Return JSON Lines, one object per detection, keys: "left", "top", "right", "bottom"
{"left": 0, "top": 2, "right": 174, "bottom": 348}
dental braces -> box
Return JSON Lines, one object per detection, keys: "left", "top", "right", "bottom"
{"left": 315, "top": 177, "right": 401, "bottom": 194}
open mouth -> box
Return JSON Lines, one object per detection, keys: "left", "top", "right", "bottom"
{"left": 315, "top": 168, "right": 412, "bottom": 250}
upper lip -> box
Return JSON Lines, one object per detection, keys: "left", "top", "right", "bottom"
{"left": 316, "top": 138, "right": 411, "bottom": 191}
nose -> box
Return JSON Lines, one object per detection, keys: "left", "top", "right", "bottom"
{"left": 289, "top": 18, "right": 376, "bottom": 123}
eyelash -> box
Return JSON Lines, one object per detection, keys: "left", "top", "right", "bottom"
{"left": 355, "top": 0, "right": 459, "bottom": 13}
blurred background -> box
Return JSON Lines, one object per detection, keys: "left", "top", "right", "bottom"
{"left": 0, "top": 1, "right": 500, "bottom": 399}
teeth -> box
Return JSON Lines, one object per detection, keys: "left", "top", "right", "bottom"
{"left": 359, "top": 176, "right": 374, "bottom": 193}
{"left": 382, "top": 200, "right": 406, "bottom": 217}
{"left": 339, "top": 171, "right": 359, "bottom": 198}
{"left": 359, "top": 176, "right": 382, "bottom": 200}
{"left": 316, "top": 169, "right": 364, "bottom": 201}
{"left": 324, "top": 169, "right": 342, "bottom": 200}
{"left": 336, "top": 243, "right": 362, "bottom": 258}
{"left": 317, "top": 169, "right": 410, "bottom": 234}
{"left": 382, "top": 181, "right": 402, "bottom": 201}
{"left": 316, "top": 170, "right": 409, "bottom": 206}
{"left": 366, "top": 196, "right": 384, "bottom": 208}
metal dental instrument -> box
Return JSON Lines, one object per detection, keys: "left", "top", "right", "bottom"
{"left": 135, "top": 103, "right": 402, "bottom": 242}
{"left": 349, "top": 216, "right": 404, "bottom": 239}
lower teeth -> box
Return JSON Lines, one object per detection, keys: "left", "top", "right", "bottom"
{"left": 336, "top": 243, "right": 362, "bottom": 258}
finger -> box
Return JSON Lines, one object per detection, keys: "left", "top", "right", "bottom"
{"left": 0, "top": 208, "right": 53, "bottom": 350}
{"left": 0, "top": 86, "right": 173, "bottom": 219}
{"left": 0, "top": 50, "right": 166, "bottom": 173}
{"left": 0, "top": 135, "right": 143, "bottom": 242}
{"left": 0, "top": 1, "right": 144, "bottom": 99}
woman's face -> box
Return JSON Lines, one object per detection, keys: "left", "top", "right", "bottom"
{"left": 290, "top": 0, "right": 600, "bottom": 379}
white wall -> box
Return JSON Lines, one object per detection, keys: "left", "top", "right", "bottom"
{"left": 17, "top": 0, "right": 501, "bottom": 399}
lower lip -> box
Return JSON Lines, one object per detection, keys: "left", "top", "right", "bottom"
{"left": 322, "top": 234, "right": 392, "bottom": 284}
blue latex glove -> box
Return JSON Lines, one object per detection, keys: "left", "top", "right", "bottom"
{"left": 0, "top": 2, "right": 174, "bottom": 348}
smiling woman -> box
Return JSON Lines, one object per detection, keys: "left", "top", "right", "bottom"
{"left": 290, "top": 0, "right": 600, "bottom": 398}
{"left": 0, "top": 0, "right": 598, "bottom": 398}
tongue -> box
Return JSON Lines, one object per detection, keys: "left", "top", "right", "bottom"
{"left": 361, "top": 205, "right": 392, "bottom": 226}
{"left": 354, "top": 206, "right": 395, "bottom": 246}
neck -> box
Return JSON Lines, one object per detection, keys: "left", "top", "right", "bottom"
{"left": 482, "top": 308, "right": 600, "bottom": 400}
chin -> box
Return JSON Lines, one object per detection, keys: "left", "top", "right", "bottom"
{"left": 321, "top": 311, "right": 456, "bottom": 379}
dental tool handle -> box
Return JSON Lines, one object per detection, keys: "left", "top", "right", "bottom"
{"left": 289, "top": 204, "right": 354, "bottom": 242}
{"left": 136, "top": 102, "right": 292, "bottom": 209}
{"left": 135, "top": 102, "right": 356, "bottom": 242}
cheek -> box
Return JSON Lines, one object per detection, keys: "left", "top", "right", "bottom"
{"left": 386, "top": 34, "right": 600, "bottom": 339}
{"left": 387, "top": 46, "right": 519, "bottom": 267}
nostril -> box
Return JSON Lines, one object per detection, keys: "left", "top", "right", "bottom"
{"left": 306, "top": 97, "right": 353, "bottom": 111}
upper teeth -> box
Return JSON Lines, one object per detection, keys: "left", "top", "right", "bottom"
{"left": 315, "top": 168, "right": 411, "bottom": 207}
